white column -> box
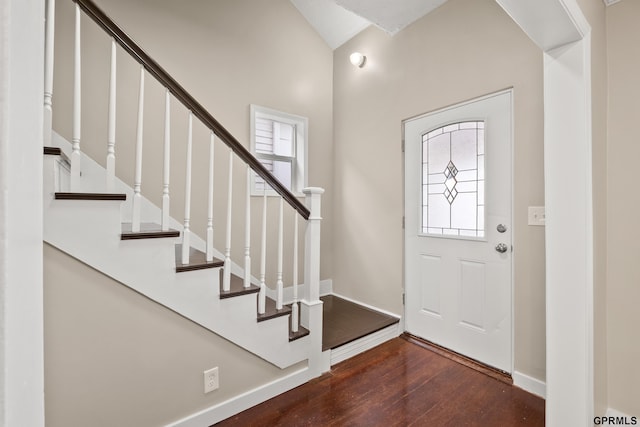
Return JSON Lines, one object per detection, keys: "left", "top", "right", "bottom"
{"left": 161, "top": 90, "right": 171, "bottom": 231}
{"left": 131, "top": 66, "right": 145, "bottom": 232}
{"left": 43, "top": 0, "right": 55, "bottom": 147}
{"left": 70, "top": 3, "right": 81, "bottom": 191}
{"left": 258, "top": 187, "right": 267, "bottom": 314}
{"left": 206, "top": 132, "right": 215, "bottom": 261}
{"left": 544, "top": 38, "right": 593, "bottom": 427}
{"left": 181, "top": 111, "right": 193, "bottom": 264}
{"left": 106, "top": 38, "right": 116, "bottom": 192}
{"left": 276, "top": 197, "right": 284, "bottom": 310}
{"left": 244, "top": 165, "right": 251, "bottom": 288}
{"left": 301, "top": 187, "right": 324, "bottom": 378}
{"left": 0, "top": 0, "right": 45, "bottom": 424}
{"left": 222, "top": 151, "right": 233, "bottom": 291}
{"left": 291, "top": 213, "right": 299, "bottom": 332}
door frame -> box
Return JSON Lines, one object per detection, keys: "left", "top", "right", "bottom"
{"left": 402, "top": 88, "right": 515, "bottom": 375}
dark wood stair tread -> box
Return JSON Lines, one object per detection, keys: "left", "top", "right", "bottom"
{"left": 289, "top": 324, "right": 310, "bottom": 342}
{"left": 44, "top": 146, "right": 71, "bottom": 165}
{"left": 257, "top": 297, "right": 292, "bottom": 322}
{"left": 43, "top": 146, "right": 62, "bottom": 156}
{"left": 175, "top": 244, "right": 223, "bottom": 272}
{"left": 121, "top": 223, "right": 180, "bottom": 240}
{"left": 219, "top": 270, "right": 259, "bottom": 299}
{"left": 55, "top": 192, "right": 126, "bottom": 201}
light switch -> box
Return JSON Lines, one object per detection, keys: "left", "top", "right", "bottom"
{"left": 528, "top": 206, "right": 545, "bottom": 226}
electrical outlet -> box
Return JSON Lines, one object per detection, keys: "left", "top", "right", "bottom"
{"left": 204, "top": 367, "right": 219, "bottom": 393}
{"left": 528, "top": 206, "right": 546, "bottom": 226}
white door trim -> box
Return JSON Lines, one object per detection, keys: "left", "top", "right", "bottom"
{"left": 495, "top": 1, "right": 593, "bottom": 426}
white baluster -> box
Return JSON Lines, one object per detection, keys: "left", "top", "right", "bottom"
{"left": 181, "top": 112, "right": 193, "bottom": 265}
{"left": 291, "top": 213, "right": 299, "bottom": 333}
{"left": 43, "top": 0, "right": 55, "bottom": 147}
{"left": 106, "top": 38, "right": 117, "bottom": 192}
{"left": 244, "top": 165, "right": 251, "bottom": 288}
{"left": 131, "top": 66, "right": 145, "bottom": 232}
{"left": 161, "top": 90, "right": 171, "bottom": 231}
{"left": 71, "top": 3, "right": 81, "bottom": 191}
{"left": 206, "top": 132, "right": 215, "bottom": 262}
{"left": 222, "top": 151, "right": 233, "bottom": 292}
{"left": 276, "top": 197, "right": 284, "bottom": 310}
{"left": 258, "top": 186, "right": 267, "bottom": 314}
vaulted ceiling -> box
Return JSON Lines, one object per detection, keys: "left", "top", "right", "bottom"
{"left": 291, "top": 0, "right": 621, "bottom": 50}
{"left": 290, "top": 0, "right": 447, "bottom": 49}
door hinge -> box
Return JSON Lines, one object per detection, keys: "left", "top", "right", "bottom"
{"left": 402, "top": 216, "right": 405, "bottom": 229}
{"left": 402, "top": 293, "right": 405, "bottom": 305}
{"left": 401, "top": 139, "right": 405, "bottom": 153}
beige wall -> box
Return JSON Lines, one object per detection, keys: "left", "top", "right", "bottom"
{"left": 606, "top": 0, "right": 640, "bottom": 416}
{"left": 44, "top": 243, "right": 303, "bottom": 427}
{"left": 52, "top": 0, "right": 334, "bottom": 286}
{"left": 333, "top": 0, "right": 546, "bottom": 380}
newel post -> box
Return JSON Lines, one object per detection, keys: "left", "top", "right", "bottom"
{"left": 301, "top": 187, "right": 325, "bottom": 378}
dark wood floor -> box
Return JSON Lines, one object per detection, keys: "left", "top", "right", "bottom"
{"left": 321, "top": 295, "right": 399, "bottom": 351}
{"left": 215, "top": 336, "right": 544, "bottom": 426}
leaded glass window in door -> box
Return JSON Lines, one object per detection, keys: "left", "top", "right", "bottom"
{"left": 421, "top": 121, "right": 485, "bottom": 238}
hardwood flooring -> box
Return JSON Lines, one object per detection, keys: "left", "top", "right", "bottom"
{"left": 215, "top": 337, "right": 544, "bottom": 426}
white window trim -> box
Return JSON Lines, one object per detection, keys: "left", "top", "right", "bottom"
{"left": 250, "top": 104, "right": 308, "bottom": 197}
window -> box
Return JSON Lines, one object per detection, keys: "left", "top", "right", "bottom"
{"left": 250, "top": 105, "right": 307, "bottom": 196}
{"left": 421, "top": 121, "right": 485, "bottom": 238}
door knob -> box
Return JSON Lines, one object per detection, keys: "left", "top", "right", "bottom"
{"left": 495, "top": 243, "right": 508, "bottom": 253}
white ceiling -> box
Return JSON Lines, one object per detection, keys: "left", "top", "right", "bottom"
{"left": 290, "top": 0, "right": 447, "bottom": 49}
{"left": 293, "top": 0, "right": 622, "bottom": 51}
{"left": 290, "top": 0, "right": 370, "bottom": 50}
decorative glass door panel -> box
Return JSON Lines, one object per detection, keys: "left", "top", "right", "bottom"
{"left": 421, "top": 121, "right": 485, "bottom": 238}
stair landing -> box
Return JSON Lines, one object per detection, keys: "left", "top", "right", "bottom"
{"left": 321, "top": 294, "right": 399, "bottom": 351}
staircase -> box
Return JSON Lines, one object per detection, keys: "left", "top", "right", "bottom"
{"left": 42, "top": 0, "right": 325, "bottom": 374}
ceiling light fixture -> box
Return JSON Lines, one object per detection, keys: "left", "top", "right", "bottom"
{"left": 349, "top": 52, "right": 366, "bottom": 68}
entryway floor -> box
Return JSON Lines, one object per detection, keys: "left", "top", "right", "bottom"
{"left": 321, "top": 294, "right": 399, "bottom": 351}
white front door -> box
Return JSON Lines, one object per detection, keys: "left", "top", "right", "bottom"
{"left": 403, "top": 90, "right": 513, "bottom": 372}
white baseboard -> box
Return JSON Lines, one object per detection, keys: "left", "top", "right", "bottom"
{"left": 330, "top": 292, "right": 401, "bottom": 319}
{"left": 513, "top": 371, "right": 546, "bottom": 399}
{"left": 320, "top": 279, "right": 333, "bottom": 296}
{"left": 167, "top": 367, "right": 310, "bottom": 427}
{"left": 330, "top": 323, "right": 400, "bottom": 366}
